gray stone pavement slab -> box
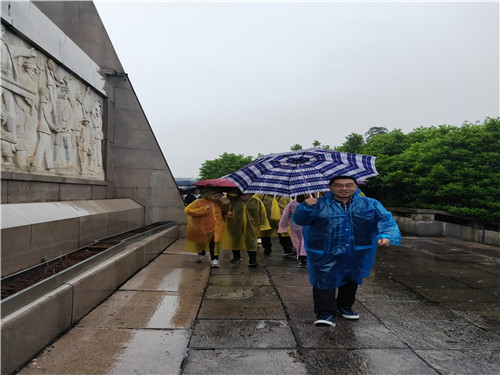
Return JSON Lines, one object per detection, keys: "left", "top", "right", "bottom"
{"left": 205, "top": 285, "right": 277, "bottom": 300}
{"left": 15, "top": 236, "right": 500, "bottom": 375}
{"left": 281, "top": 299, "right": 317, "bottom": 321}
{"left": 456, "top": 275, "right": 500, "bottom": 289}
{"left": 431, "top": 266, "right": 497, "bottom": 281}
{"left": 414, "top": 349, "right": 500, "bottom": 375}
{"left": 121, "top": 254, "right": 210, "bottom": 293}
{"left": 440, "top": 302, "right": 500, "bottom": 331}
{"left": 383, "top": 320, "right": 500, "bottom": 350}
{"left": 301, "top": 349, "right": 440, "bottom": 375}
{"left": 415, "top": 286, "right": 499, "bottom": 303}
{"left": 268, "top": 271, "right": 310, "bottom": 286}
{"left": 274, "top": 285, "right": 312, "bottom": 300}
{"left": 182, "top": 349, "right": 307, "bottom": 375}
{"left": 291, "top": 320, "right": 408, "bottom": 349}
{"left": 471, "top": 261, "right": 500, "bottom": 276}
{"left": 198, "top": 299, "right": 286, "bottom": 320}
{"left": 190, "top": 320, "right": 296, "bottom": 348}
{"left": 391, "top": 275, "right": 473, "bottom": 289}
{"left": 356, "top": 281, "right": 426, "bottom": 302}
{"left": 18, "top": 327, "right": 190, "bottom": 375}
{"left": 482, "top": 287, "right": 500, "bottom": 298}
{"left": 362, "top": 300, "right": 464, "bottom": 322}
{"left": 78, "top": 290, "right": 201, "bottom": 329}
{"left": 208, "top": 273, "right": 271, "bottom": 286}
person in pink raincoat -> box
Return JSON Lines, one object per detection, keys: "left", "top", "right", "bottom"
{"left": 278, "top": 194, "right": 308, "bottom": 268}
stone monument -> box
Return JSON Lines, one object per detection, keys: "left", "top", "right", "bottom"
{"left": 1, "top": 2, "right": 187, "bottom": 373}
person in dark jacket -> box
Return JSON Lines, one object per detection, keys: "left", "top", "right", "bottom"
{"left": 184, "top": 188, "right": 201, "bottom": 206}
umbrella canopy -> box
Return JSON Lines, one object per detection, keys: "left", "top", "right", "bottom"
{"left": 224, "top": 148, "right": 378, "bottom": 197}
{"left": 195, "top": 177, "right": 236, "bottom": 191}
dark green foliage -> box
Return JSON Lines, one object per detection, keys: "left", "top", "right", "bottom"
{"left": 199, "top": 152, "right": 253, "bottom": 180}
{"left": 365, "top": 126, "right": 388, "bottom": 141}
{"left": 334, "top": 133, "right": 365, "bottom": 154}
{"left": 359, "top": 118, "right": 500, "bottom": 223}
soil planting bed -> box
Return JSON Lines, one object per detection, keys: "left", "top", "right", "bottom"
{"left": 1, "top": 223, "right": 165, "bottom": 299}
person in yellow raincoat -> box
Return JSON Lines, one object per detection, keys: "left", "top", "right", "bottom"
{"left": 220, "top": 191, "right": 271, "bottom": 267}
{"left": 254, "top": 194, "right": 294, "bottom": 256}
{"left": 184, "top": 190, "right": 225, "bottom": 268}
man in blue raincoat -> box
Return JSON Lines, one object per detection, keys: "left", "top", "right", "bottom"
{"left": 293, "top": 175, "right": 401, "bottom": 327}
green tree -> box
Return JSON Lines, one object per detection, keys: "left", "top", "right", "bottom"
{"left": 362, "top": 129, "right": 409, "bottom": 156}
{"left": 365, "top": 126, "right": 388, "bottom": 141}
{"left": 334, "top": 133, "right": 365, "bottom": 154}
{"left": 290, "top": 119, "right": 500, "bottom": 222}
{"left": 199, "top": 152, "right": 253, "bottom": 180}
{"left": 363, "top": 118, "right": 500, "bottom": 222}
{"left": 290, "top": 144, "right": 303, "bottom": 151}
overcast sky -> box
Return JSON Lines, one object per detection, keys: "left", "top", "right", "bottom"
{"left": 94, "top": 0, "right": 499, "bottom": 178}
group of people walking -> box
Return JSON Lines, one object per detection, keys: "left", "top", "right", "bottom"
{"left": 183, "top": 175, "right": 401, "bottom": 327}
{"left": 184, "top": 189, "right": 296, "bottom": 268}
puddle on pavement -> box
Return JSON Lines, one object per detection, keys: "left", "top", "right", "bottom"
{"left": 108, "top": 330, "right": 190, "bottom": 375}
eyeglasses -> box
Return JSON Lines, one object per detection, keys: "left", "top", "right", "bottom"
{"left": 331, "top": 183, "right": 357, "bottom": 189}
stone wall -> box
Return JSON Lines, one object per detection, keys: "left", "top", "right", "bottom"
{"left": 1, "top": 1, "right": 186, "bottom": 229}
{"left": 390, "top": 208, "right": 500, "bottom": 247}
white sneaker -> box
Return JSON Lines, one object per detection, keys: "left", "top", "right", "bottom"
{"left": 210, "top": 259, "right": 220, "bottom": 268}
{"left": 196, "top": 255, "right": 206, "bottom": 263}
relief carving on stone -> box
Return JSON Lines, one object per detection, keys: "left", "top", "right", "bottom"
{"left": 1, "top": 25, "right": 104, "bottom": 180}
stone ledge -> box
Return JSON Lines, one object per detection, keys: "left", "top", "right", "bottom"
{"left": 0, "top": 227, "right": 178, "bottom": 375}
{"left": 1, "top": 199, "right": 145, "bottom": 276}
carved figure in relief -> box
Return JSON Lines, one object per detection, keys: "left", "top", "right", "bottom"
{"left": 77, "top": 117, "right": 94, "bottom": 174}
{"left": 33, "top": 87, "right": 57, "bottom": 171}
{"left": 54, "top": 86, "right": 73, "bottom": 168}
{"left": 1, "top": 103, "right": 16, "bottom": 166}
{"left": 70, "top": 88, "right": 90, "bottom": 172}
{"left": 1, "top": 24, "right": 37, "bottom": 168}
{"left": 45, "top": 59, "right": 60, "bottom": 125}
{"left": 91, "top": 99, "right": 103, "bottom": 168}
{"left": 1, "top": 26, "right": 104, "bottom": 178}
{"left": 15, "top": 59, "right": 40, "bottom": 169}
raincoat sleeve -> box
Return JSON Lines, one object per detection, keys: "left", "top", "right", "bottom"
{"left": 278, "top": 202, "right": 293, "bottom": 233}
{"left": 373, "top": 201, "right": 401, "bottom": 245}
{"left": 257, "top": 199, "right": 272, "bottom": 232}
{"left": 184, "top": 200, "right": 210, "bottom": 217}
{"left": 292, "top": 201, "right": 320, "bottom": 226}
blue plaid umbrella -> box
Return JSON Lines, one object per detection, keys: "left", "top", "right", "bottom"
{"left": 224, "top": 148, "right": 378, "bottom": 197}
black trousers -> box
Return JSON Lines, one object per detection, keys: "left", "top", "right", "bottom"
{"left": 313, "top": 281, "right": 358, "bottom": 316}
{"left": 209, "top": 238, "right": 217, "bottom": 260}
{"left": 261, "top": 234, "right": 293, "bottom": 253}
{"left": 199, "top": 238, "right": 217, "bottom": 260}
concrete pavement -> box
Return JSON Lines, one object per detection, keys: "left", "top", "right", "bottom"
{"left": 16, "top": 235, "right": 500, "bottom": 374}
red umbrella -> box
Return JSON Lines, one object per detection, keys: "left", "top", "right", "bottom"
{"left": 194, "top": 178, "right": 237, "bottom": 188}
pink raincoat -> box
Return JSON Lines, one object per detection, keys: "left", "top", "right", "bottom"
{"left": 278, "top": 198, "right": 306, "bottom": 258}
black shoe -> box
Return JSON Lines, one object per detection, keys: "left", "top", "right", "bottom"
{"left": 263, "top": 248, "right": 272, "bottom": 255}
{"left": 248, "top": 262, "right": 259, "bottom": 268}
{"left": 298, "top": 260, "right": 308, "bottom": 268}
{"left": 230, "top": 257, "right": 242, "bottom": 263}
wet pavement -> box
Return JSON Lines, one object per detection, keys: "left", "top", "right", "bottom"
{"left": 17, "top": 235, "right": 500, "bottom": 375}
